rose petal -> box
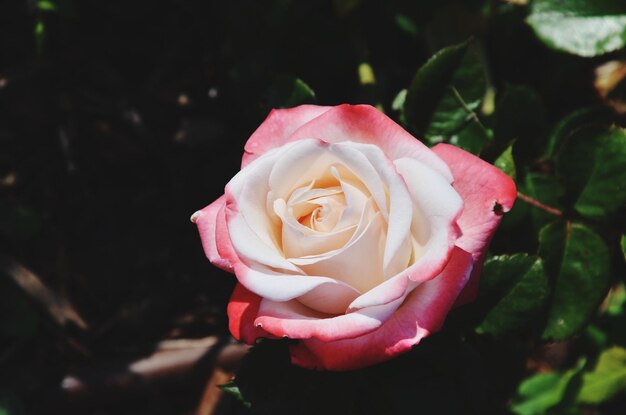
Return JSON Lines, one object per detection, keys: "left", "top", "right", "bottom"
{"left": 275, "top": 199, "right": 356, "bottom": 258}
{"left": 347, "top": 143, "right": 413, "bottom": 278}
{"left": 235, "top": 262, "right": 361, "bottom": 310}
{"left": 289, "top": 246, "right": 473, "bottom": 371}
{"left": 192, "top": 195, "right": 232, "bottom": 272}
{"left": 286, "top": 104, "right": 454, "bottom": 182}
{"left": 346, "top": 158, "right": 463, "bottom": 312}
{"left": 242, "top": 105, "right": 332, "bottom": 168}
{"left": 227, "top": 283, "right": 269, "bottom": 344}
{"left": 432, "top": 143, "right": 517, "bottom": 304}
{"left": 288, "top": 212, "right": 386, "bottom": 293}
{"left": 254, "top": 293, "right": 405, "bottom": 342}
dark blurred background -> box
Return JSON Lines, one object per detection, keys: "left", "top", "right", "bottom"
{"left": 0, "top": 0, "right": 621, "bottom": 414}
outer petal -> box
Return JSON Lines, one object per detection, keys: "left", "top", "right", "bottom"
{"left": 289, "top": 247, "right": 474, "bottom": 371}
{"left": 233, "top": 262, "right": 361, "bottom": 314}
{"left": 432, "top": 143, "right": 517, "bottom": 304}
{"left": 346, "top": 157, "right": 463, "bottom": 312}
{"left": 286, "top": 104, "right": 454, "bottom": 182}
{"left": 254, "top": 294, "right": 405, "bottom": 342}
{"left": 192, "top": 195, "right": 233, "bottom": 272}
{"left": 242, "top": 105, "right": 332, "bottom": 167}
{"left": 227, "top": 283, "right": 267, "bottom": 344}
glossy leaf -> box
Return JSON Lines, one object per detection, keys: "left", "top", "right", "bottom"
{"left": 477, "top": 254, "right": 549, "bottom": 337}
{"left": 544, "top": 106, "right": 613, "bottom": 159}
{"left": 578, "top": 347, "right": 626, "bottom": 404}
{"left": 527, "top": 0, "right": 626, "bottom": 57}
{"left": 524, "top": 173, "right": 564, "bottom": 232}
{"left": 404, "top": 39, "right": 490, "bottom": 147}
{"left": 557, "top": 125, "right": 626, "bottom": 219}
{"left": 540, "top": 222, "right": 611, "bottom": 340}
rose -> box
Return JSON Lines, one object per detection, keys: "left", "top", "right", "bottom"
{"left": 192, "top": 104, "right": 516, "bottom": 371}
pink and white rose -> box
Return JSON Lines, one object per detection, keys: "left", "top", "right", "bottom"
{"left": 192, "top": 104, "right": 516, "bottom": 370}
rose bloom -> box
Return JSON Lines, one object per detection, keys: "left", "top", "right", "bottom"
{"left": 193, "top": 104, "right": 516, "bottom": 371}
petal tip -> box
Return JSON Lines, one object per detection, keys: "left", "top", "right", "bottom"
{"left": 190, "top": 210, "right": 203, "bottom": 223}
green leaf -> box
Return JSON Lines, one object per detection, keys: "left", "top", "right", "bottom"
{"left": 511, "top": 359, "right": 585, "bottom": 415}
{"left": 540, "top": 222, "right": 611, "bottom": 340}
{"left": 606, "top": 282, "right": 626, "bottom": 317}
{"left": 545, "top": 106, "right": 613, "bottom": 159}
{"left": 219, "top": 381, "right": 251, "bottom": 408}
{"left": 34, "top": 20, "right": 45, "bottom": 54}
{"left": 476, "top": 254, "right": 549, "bottom": 337}
{"left": 263, "top": 77, "right": 316, "bottom": 111}
{"left": 527, "top": 0, "right": 626, "bottom": 57}
{"left": 578, "top": 347, "right": 626, "bottom": 404}
{"left": 405, "top": 40, "right": 470, "bottom": 134}
{"left": 621, "top": 234, "right": 626, "bottom": 261}
{"left": 494, "top": 145, "right": 516, "bottom": 179}
{"left": 392, "top": 89, "right": 407, "bottom": 112}
{"left": 524, "top": 173, "right": 564, "bottom": 232}
{"left": 557, "top": 125, "right": 626, "bottom": 219}
{"left": 494, "top": 85, "right": 546, "bottom": 161}
{"left": 37, "top": 0, "right": 57, "bottom": 11}
{"left": 395, "top": 13, "right": 418, "bottom": 36}
{"left": 404, "top": 39, "right": 490, "bottom": 149}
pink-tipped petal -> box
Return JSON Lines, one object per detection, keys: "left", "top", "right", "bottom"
{"left": 254, "top": 294, "right": 405, "bottom": 342}
{"left": 290, "top": 246, "right": 473, "bottom": 371}
{"left": 227, "top": 283, "right": 267, "bottom": 344}
{"left": 287, "top": 104, "right": 454, "bottom": 182}
{"left": 432, "top": 143, "right": 517, "bottom": 304}
{"left": 193, "top": 195, "right": 233, "bottom": 272}
{"left": 242, "top": 105, "right": 332, "bottom": 167}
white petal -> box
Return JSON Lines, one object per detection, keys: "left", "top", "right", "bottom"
{"left": 289, "top": 211, "right": 386, "bottom": 293}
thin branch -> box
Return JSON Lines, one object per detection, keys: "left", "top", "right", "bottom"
{"left": 517, "top": 191, "right": 563, "bottom": 216}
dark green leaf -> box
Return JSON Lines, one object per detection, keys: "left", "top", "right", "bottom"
{"left": 476, "top": 254, "right": 549, "bottom": 337}
{"left": 264, "top": 77, "right": 316, "bottom": 111}
{"left": 395, "top": 13, "right": 418, "bottom": 36}
{"left": 404, "top": 39, "right": 473, "bottom": 136}
{"left": 557, "top": 125, "right": 626, "bottom": 219}
{"left": 494, "top": 85, "right": 546, "bottom": 162}
{"left": 524, "top": 173, "right": 564, "bottom": 232}
{"left": 578, "top": 347, "right": 626, "bottom": 404}
{"left": 540, "top": 222, "right": 611, "bottom": 340}
{"left": 404, "top": 39, "right": 492, "bottom": 152}
{"left": 448, "top": 116, "right": 491, "bottom": 155}
{"left": 219, "top": 381, "right": 251, "bottom": 408}
{"left": 621, "top": 234, "right": 626, "bottom": 261}
{"left": 545, "top": 106, "right": 613, "bottom": 159}
{"left": 511, "top": 359, "right": 585, "bottom": 415}
{"left": 527, "top": 0, "right": 626, "bottom": 57}
{"left": 494, "top": 145, "right": 516, "bottom": 179}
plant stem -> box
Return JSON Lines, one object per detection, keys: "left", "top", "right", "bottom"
{"left": 517, "top": 192, "right": 563, "bottom": 216}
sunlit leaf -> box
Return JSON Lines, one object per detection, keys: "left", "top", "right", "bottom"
{"left": 527, "top": 0, "right": 626, "bottom": 57}
{"left": 578, "top": 347, "right": 626, "bottom": 404}
{"left": 511, "top": 359, "right": 585, "bottom": 415}
{"left": 494, "top": 145, "right": 516, "bottom": 179}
